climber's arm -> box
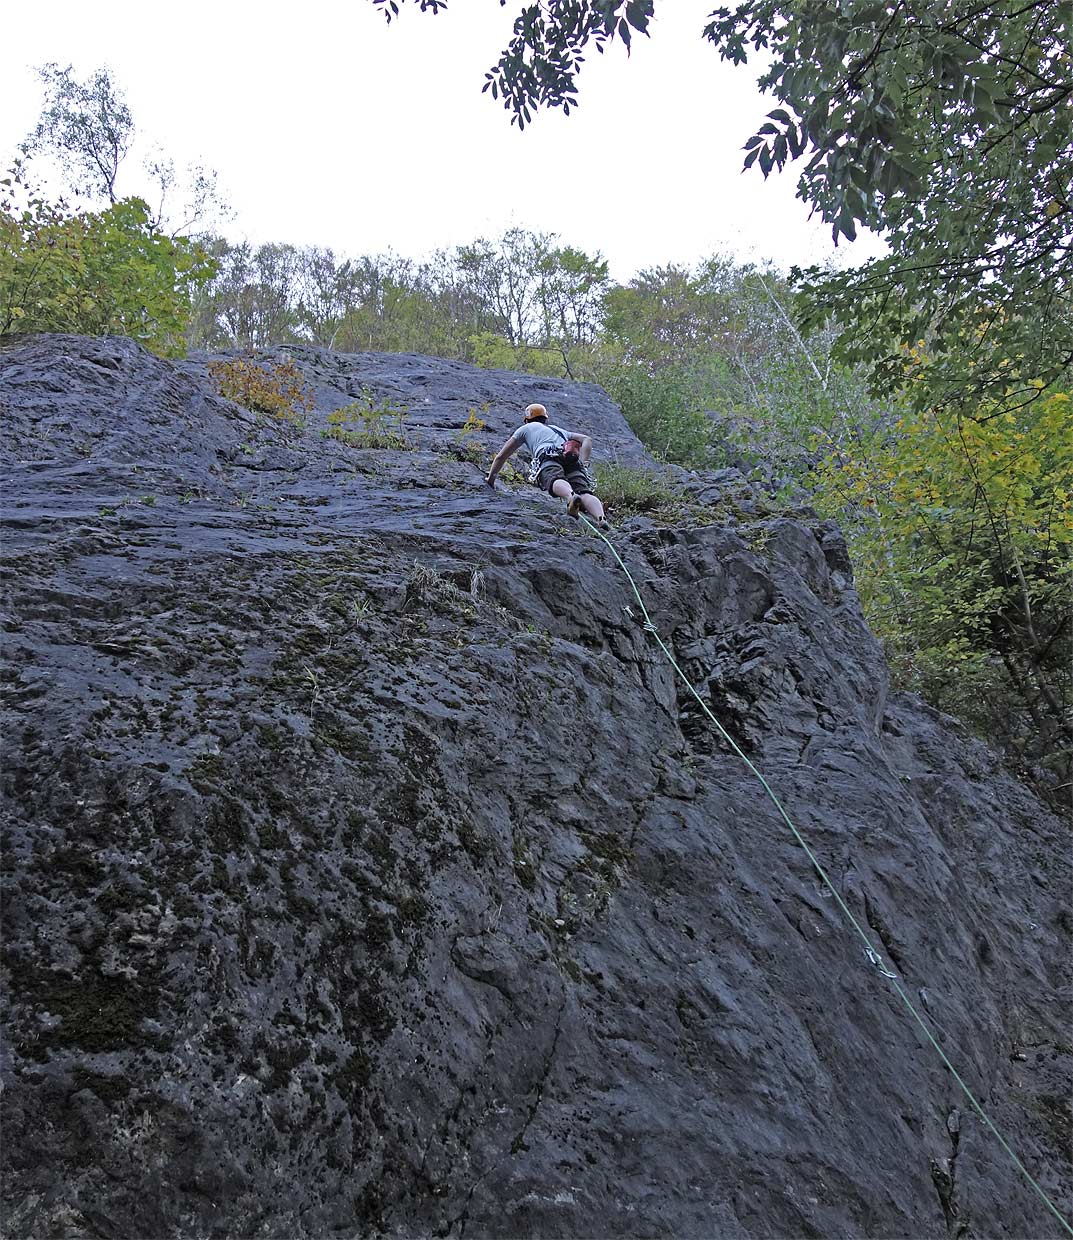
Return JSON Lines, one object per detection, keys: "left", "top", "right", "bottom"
{"left": 486, "top": 436, "right": 522, "bottom": 486}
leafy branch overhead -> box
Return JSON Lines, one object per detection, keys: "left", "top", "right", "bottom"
{"left": 374, "top": 2, "right": 1069, "bottom": 245}
{"left": 371, "top": 0, "right": 654, "bottom": 125}
{"left": 714, "top": 0, "right": 1073, "bottom": 410}
{"left": 718, "top": 0, "right": 1071, "bottom": 242}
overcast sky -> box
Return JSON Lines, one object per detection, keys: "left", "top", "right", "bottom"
{"left": 1, "top": 0, "right": 885, "bottom": 282}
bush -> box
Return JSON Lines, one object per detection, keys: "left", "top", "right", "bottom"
{"left": 326, "top": 388, "right": 411, "bottom": 449}
{"left": 468, "top": 331, "right": 568, "bottom": 377}
{"left": 811, "top": 387, "right": 1072, "bottom": 788}
{"left": 600, "top": 364, "right": 719, "bottom": 468}
{"left": 594, "top": 463, "right": 724, "bottom": 526}
{"left": 1, "top": 171, "right": 215, "bottom": 357}
{"left": 208, "top": 356, "right": 313, "bottom": 423}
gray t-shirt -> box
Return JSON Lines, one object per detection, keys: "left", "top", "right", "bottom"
{"left": 511, "top": 421, "right": 568, "bottom": 460}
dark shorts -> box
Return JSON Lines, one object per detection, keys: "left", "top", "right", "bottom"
{"left": 535, "top": 458, "right": 593, "bottom": 495}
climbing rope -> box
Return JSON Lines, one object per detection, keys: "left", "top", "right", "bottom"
{"left": 579, "top": 513, "right": 1073, "bottom": 1238}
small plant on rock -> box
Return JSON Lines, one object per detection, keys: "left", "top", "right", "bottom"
{"left": 461, "top": 407, "right": 487, "bottom": 435}
{"left": 327, "top": 387, "right": 411, "bottom": 449}
{"left": 447, "top": 406, "right": 489, "bottom": 467}
{"left": 404, "top": 561, "right": 475, "bottom": 618}
{"left": 208, "top": 356, "right": 313, "bottom": 424}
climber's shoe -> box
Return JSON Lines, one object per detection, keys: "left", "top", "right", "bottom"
{"left": 567, "top": 494, "right": 583, "bottom": 519}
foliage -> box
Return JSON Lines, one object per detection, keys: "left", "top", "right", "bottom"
{"left": 208, "top": 356, "right": 314, "bottom": 423}
{"left": 326, "top": 389, "right": 411, "bottom": 449}
{"left": 190, "top": 246, "right": 484, "bottom": 358}
{"left": 333, "top": 264, "right": 480, "bottom": 358}
{"left": 812, "top": 387, "right": 1072, "bottom": 775}
{"left": 195, "top": 242, "right": 374, "bottom": 352}
{"left": 447, "top": 407, "right": 493, "bottom": 467}
{"left": 1, "top": 172, "right": 75, "bottom": 334}
{"left": 455, "top": 227, "right": 610, "bottom": 356}
{"left": 378, "top": 1, "right": 1072, "bottom": 419}
{"left": 593, "top": 257, "right": 886, "bottom": 475}
{"left": 371, "top": 2, "right": 653, "bottom": 127}
{"left": 26, "top": 63, "right": 134, "bottom": 203}
{"left": 295, "top": 246, "right": 364, "bottom": 348}
{"left": 469, "top": 330, "right": 567, "bottom": 377}
{"left": 603, "top": 262, "right": 738, "bottom": 367}
{"left": 486, "top": 2, "right": 655, "bottom": 126}
{"left": 456, "top": 227, "right": 550, "bottom": 346}
{"left": 593, "top": 462, "right": 723, "bottom": 526}
{"left": 193, "top": 241, "right": 304, "bottom": 350}
{"left": 1, "top": 169, "right": 215, "bottom": 356}
{"left": 540, "top": 242, "right": 611, "bottom": 348}
{"left": 709, "top": 0, "right": 1069, "bottom": 252}
{"left": 187, "top": 228, "right": 610, "bottom": 376}
{"left": 460, "top": 408, "right": 487, "bottom": 438}
{"left": 599, "top": 363, "right": 718, "bottom": 469}
{"left": 23, "top": 63, "right": 225, "bottom": 236}
{"left": 714, "top": 0, "right": 1073, "bottom": 420}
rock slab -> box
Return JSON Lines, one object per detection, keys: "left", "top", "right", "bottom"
{"left": 1, "top": 335, "right": 1070, "bottom": 1239}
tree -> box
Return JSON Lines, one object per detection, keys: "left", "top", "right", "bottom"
{"left": 603, "top": 262, "right": 741, "bottom": 367}
{"left": 141, "top": 153, "right": 227, "bottom": 238}
{"left": 811, "top": 388, "right": 1072, "bottom": 785}
{"left": 727, "top": 0, "right": 1073, "bottom": 416}
{"left": 23, "top": 63, "right": 225, "bottom": 237}
{"left": 200, "top": 241, "right": 303, "bottom": 349}
{"left": 294, "top": 247, "right": 364, "bottom": 349}
{"left": 26, "top": 63, "right": 133, "bottom": 204}
{"left": 453, "top": 227, "right": 610, "bottom": 374}
{"left": 332, "top": 251, "right": 492, "bottom": 357}
{"left": 455, "top": 227, "right": 552, "bottom": 345}
{"left": 535, "top": 244, "right": 610, "bottom": 350}
{"left": 596, "top": 256, "right": 889, "bottom": 474}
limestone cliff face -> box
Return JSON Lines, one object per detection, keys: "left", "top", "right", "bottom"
{"left": 1, "top": 334, "right": 1069, "bottom": 1240}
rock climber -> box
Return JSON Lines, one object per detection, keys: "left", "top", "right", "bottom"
{"left": 485, "top": 403, "right": 609, "bottom": 528}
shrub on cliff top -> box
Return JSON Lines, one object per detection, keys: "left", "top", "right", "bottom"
{"left": 1, "top": 168, "right": 215, "bottom": 357}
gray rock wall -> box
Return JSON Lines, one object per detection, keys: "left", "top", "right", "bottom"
{"left": 1, "top": 335, "right": 1069, "bottom": 1239}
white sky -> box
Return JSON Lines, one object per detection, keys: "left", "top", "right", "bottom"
{"left": 0, "top": 0, "right": 885, "bottom": 283}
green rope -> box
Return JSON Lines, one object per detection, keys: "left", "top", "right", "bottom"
{"left": 579, "top": 513, "right": 1073, "bottom": 1237}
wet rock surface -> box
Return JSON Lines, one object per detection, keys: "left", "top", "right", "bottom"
{"left": 1, "top": 334, "right": 1070, "bottom": 1239}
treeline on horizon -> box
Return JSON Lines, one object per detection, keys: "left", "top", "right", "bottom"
{"left": 185, "top": 228, "right": 832, "bottom": 467}
{"left": 1, "top": 60, "right": 1069, "bottom": 805}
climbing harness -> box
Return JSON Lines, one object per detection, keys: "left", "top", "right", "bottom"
{"left": 527, "top": 425, "right": 596, "bottom": 491}
{"left": 579, "top": 513, "right": 1073, "bottom": 1239}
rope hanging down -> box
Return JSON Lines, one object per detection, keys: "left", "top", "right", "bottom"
{"left": 578, "top": 513, "right": 1073, "bottom": 1238}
